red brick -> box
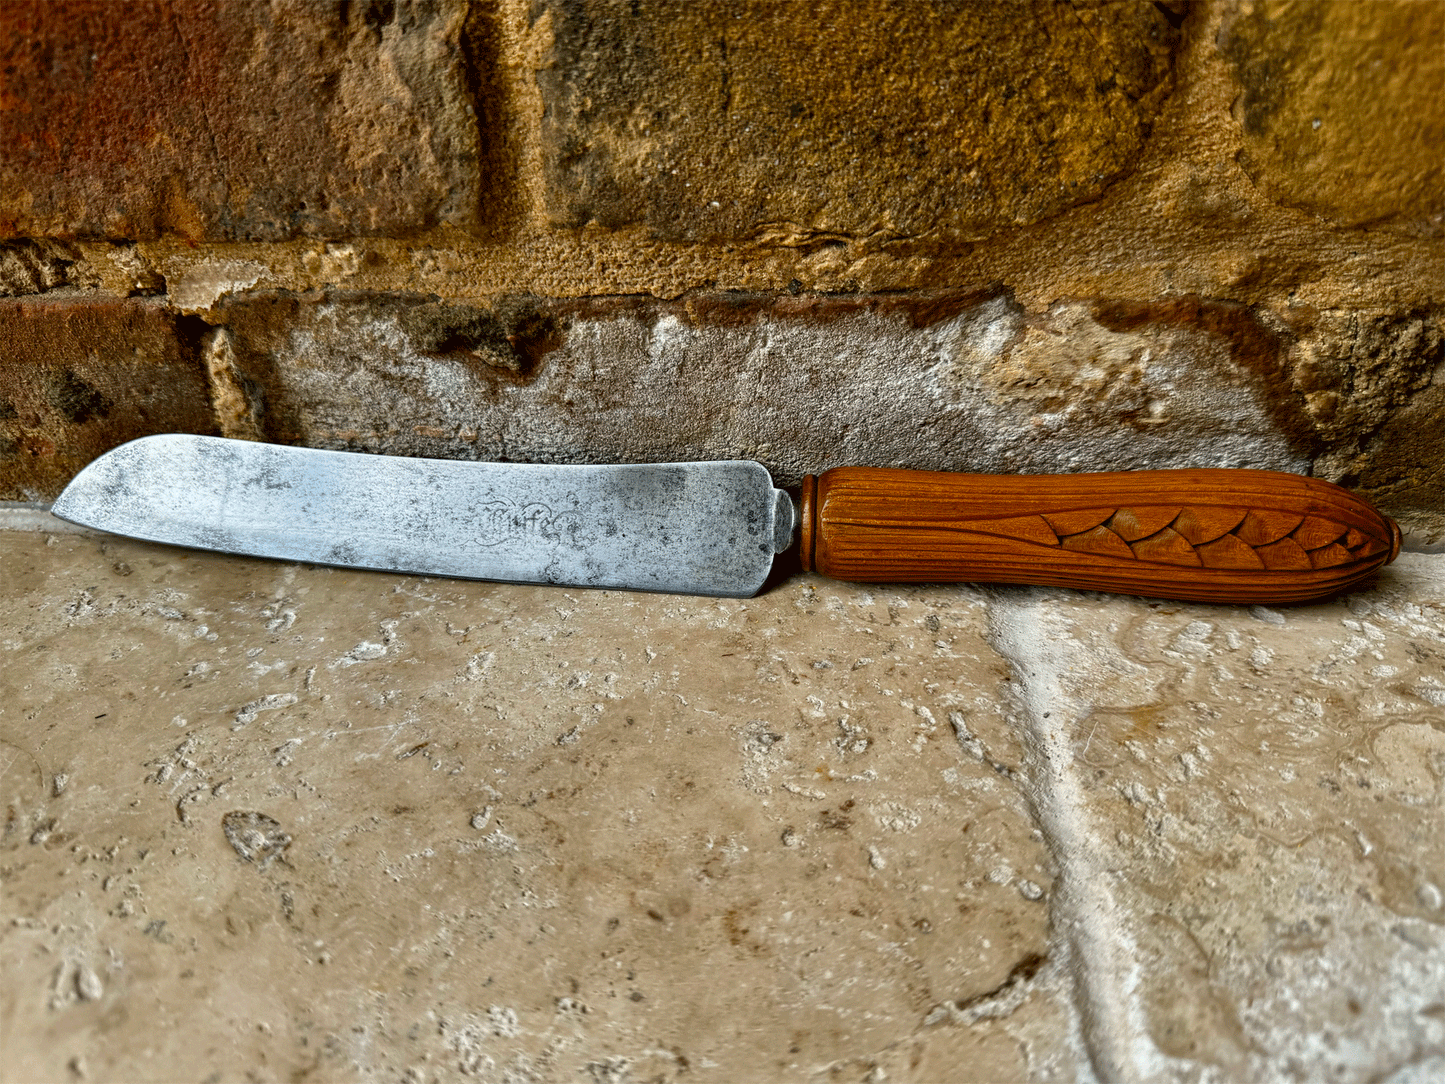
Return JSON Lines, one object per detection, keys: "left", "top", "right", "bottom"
{"left": 0, "top": 1, "right": 480, "bottom": 241}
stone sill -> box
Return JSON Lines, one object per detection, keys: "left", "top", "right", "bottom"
{"left": 3, "top": 522, "right": 1442, "bottom": 1081}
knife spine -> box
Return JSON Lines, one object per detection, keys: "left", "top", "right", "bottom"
{"left": 799, "top": 466, "right": 1400, "bottom": 605}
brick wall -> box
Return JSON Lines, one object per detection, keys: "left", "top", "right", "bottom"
{"left": 2, "top": 0, "right": 1441, "bottom": 539}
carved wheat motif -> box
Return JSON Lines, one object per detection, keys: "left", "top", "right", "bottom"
{"left": 799, "top": 467, "right": 1400, "bottom": 604}
{"left": 979, "top": 504, "right": 1390, "bottom": 571}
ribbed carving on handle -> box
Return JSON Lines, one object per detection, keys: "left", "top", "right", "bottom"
{"left": 798, "top": 467, "right": 1401, "bottom": 604}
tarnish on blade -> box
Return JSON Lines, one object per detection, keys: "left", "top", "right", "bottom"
{"left": 52, "top": 435, "right": 798, "bottom": 597}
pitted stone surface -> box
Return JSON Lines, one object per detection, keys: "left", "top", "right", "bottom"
{"left": 2, "top": 524, "right": 1441, "bottom": 1081}
{"left": 988, "top": 558, "right": 1445, "bottom": 1082}
{"left": 1288, "top": 307, "right": 1445, "bottom": 537}
{"left": 10, "top": 287, "right": 1443, "bottom": 536}
{"left": 0, "top": 530, "right": 1060, "bottom": 1083}
{"left": 536, "top": 0, "right": 1178, "bottom": 242}
{"left": 0, "top": 241, "right": 81, "bottom": 297}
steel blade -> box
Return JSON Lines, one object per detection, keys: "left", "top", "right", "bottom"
{"left": 51, "top": 435, "right": 797, "bottom": 597}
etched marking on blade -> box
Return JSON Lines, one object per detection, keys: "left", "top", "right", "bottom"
{"left": 474, "top": 501, "right": 579, "bottom": 547}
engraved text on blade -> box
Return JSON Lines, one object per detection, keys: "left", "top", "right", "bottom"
{"left": 475, "top": 500, "right": 578, "bottom": 547}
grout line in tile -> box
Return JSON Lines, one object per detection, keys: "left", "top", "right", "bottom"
{"left": 987, "top": 592, "right": 1159, "bottom": 1084}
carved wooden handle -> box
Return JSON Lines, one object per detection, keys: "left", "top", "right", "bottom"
{"left": 797, "top": 467, "right": 1401, "bottom": 604}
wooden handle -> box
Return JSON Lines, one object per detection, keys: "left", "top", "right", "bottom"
{"left": 797, "top": 467, "right": 1401, "bottom": 604}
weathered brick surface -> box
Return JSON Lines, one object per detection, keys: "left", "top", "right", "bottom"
{"left": 1289, "top": 309, "right": 1445, "bottom": 452}
{"left": 0, "top": 299, "right": 217, "bottom": 500}
{"left": 0, "top": 0, "right": 479, "bottom": 241}
{"left": 1286, "top": 307, "right": 1445, "bottom": 520}
{"left": 1218, "top": 0, "right": 1445, "bottom": 227}
{"left": 8, "top": 287, "right": 1442, "bottom": 535}
{"left": 537, "top": 0, "right": 1179, "bottom": 242}
{"left": 0, "top": 0, "right": 1438, "bottom": 543}
{"left": 0, "top": 240, "right": 80, "bottom": 296}
{"left": 213, "top": 288, "right": 1314, "bottom": 478}
{"left": 199, "top": 288, "right": 1444, "bottom": 533}
{"left": 1340, "top": 381, "right": 1445, "bottom": 530}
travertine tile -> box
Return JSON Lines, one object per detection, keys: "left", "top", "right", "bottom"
{"left": 1, "top": 531, "right": 1062, "bottom": 1083}
{"left": 5, "top": 524, "right": 1441, "bottom": 1082}
{"left": 987, "top": 555, "right": 1445, "bottom": 1082}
